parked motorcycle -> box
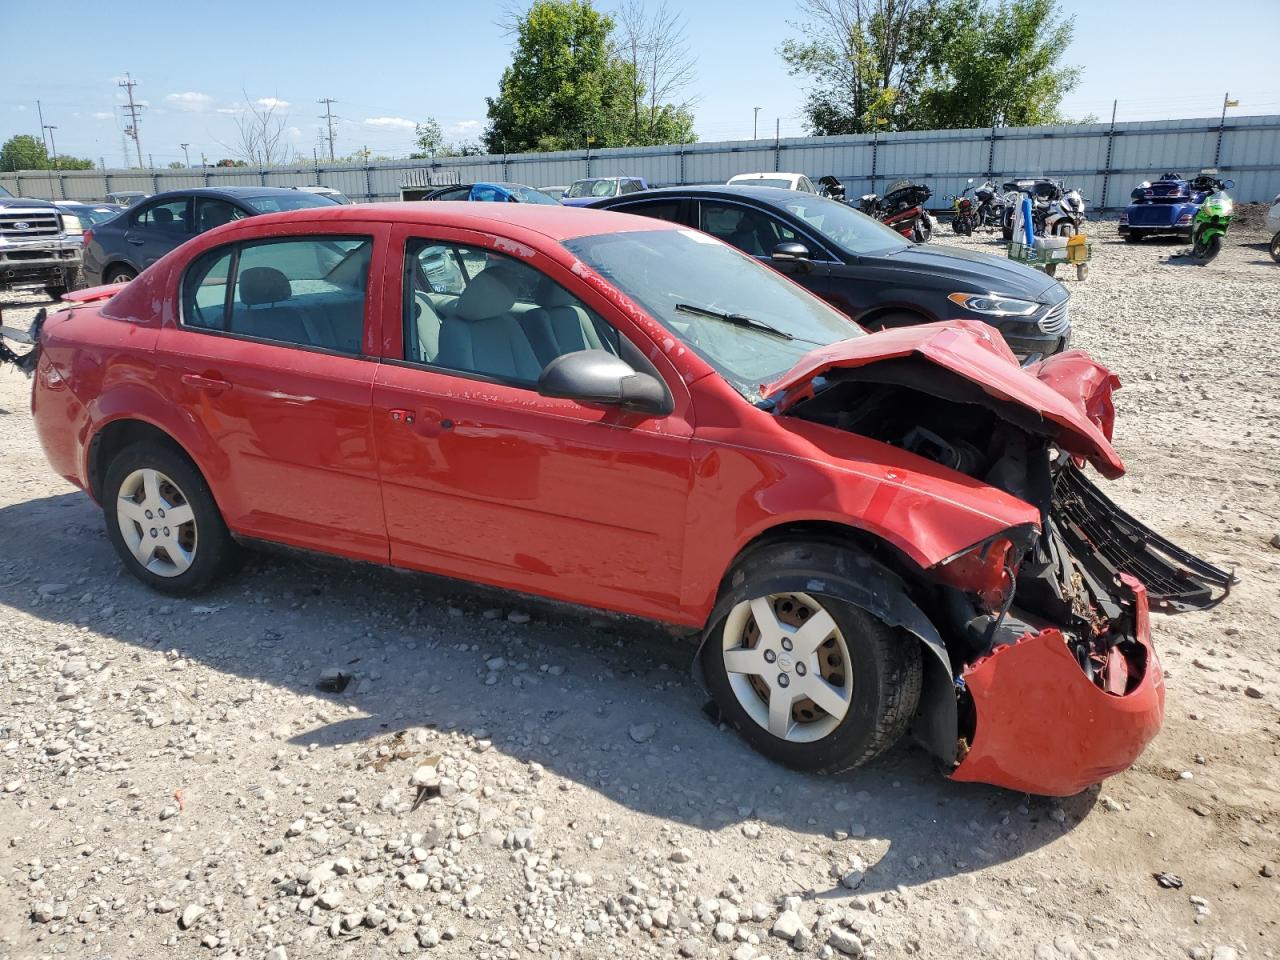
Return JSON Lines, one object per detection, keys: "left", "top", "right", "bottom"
{"left": 1189, "top": 175, "right": 1234, "bottom": 262}
{"left": 859, "top": 179, "right": 934, "bottom": 242}
{"left": 1043, "top": 186, "right": 1088, "bottom": 237}
{"left": 949, "top": 190, "right": 977, "bottom": 235}
{"left": 949, "top": 178, "right": 1004, "bottom": 235}
{"left": 817, "top": 175, "right": 847, "bottom": 203}
{"left": 1000, "top": 178, "right": 1064, "bottom": 241}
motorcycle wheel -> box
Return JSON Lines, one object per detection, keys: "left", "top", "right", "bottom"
{"left": 1192, "top": 229, "right": 1222, "bottom": 262}
{"left": 1044, "top": 264, "right": 1058, "bottom": 278}
{"left": 915, "top": 219, "right": 933, "bottom": 243}
{"left": 961, "top": 217, "right": 974, "bottom": 237}
{"left": 1056, "top": 222, "right": 1076, "bottom": 238}
{"left": 1001, "top": 224, "right": 1013, "bottom": 242}
{"left": 1270, "top": 231, "right": 1280, "bottom": 264}
{"left": 951, "top": 217, "right": 964, "bottom": 234}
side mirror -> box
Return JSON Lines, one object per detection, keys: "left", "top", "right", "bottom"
{"left": 537, "top": 349, "right": 670, "bottom": 415}
{"left": 771, "top": 242, "right": 810, "bottom": 262}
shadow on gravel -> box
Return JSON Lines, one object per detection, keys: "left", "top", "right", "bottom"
{"left": 0, "top": 491, "right": 1092, "bottom": 896}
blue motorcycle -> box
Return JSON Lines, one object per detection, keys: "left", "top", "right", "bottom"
{"left": 1118, "top": 171, "right": 1220, "bottom": 243}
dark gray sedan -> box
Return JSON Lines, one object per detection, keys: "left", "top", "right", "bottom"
{"left": 588, "top": 185, "right": 1071, "bottom": 360}
{"left": 82, "top": 187, "right": 336, "bottom": 286}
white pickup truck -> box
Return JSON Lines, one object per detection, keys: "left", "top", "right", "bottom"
{"left": 0, "top": 184, "right": 84, "bottom": 299}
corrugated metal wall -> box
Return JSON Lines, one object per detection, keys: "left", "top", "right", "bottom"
{"left": 4, "top": 115, "right": 1278, "bottom": 208}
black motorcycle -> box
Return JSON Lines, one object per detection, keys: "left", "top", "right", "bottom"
{"left": 817, "top": 175, "right": 847, "bottom": 203}
{"left": 1000, "top": 178, "right": 1064, "bottom": 241}
{"left": 859, "top": 179, "right": 934, "bottom": 242}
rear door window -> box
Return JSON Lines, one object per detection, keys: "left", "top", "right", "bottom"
{"left": 131, "top": 198, "right": 192, "bottom": 233}
{"left": 181, "top": 236, "right": 373, "bottom": 355}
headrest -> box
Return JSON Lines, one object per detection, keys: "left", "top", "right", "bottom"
{"left": 154, "top": 207, "right": 173, "bottom": 223}
{"left": 240, "top": 266, "right": 292, "bottom": 306}
{"left": 456, "top": 268, "right": 516, "bottom": 322}
{"left": 536, "top": 277, "right": 575, "bottom": 309}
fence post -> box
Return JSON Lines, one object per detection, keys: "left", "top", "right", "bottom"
{"left": 679, "top": 142, "right": 685, "bottom": 184}
{"left": 986, "top": 126, "right": 996, "bottom": 180}
{"left": 1100, "top": 101, "right": 1117, "bottom": 211}
{"left": 870, "top": 130, "right": 878, "bottom": 196}
{"left": 775, "top": 118, "right": 781, "bottom": 172}
{"left": 365, "top": 161, "right": 373, "bottom": 202}
{"left": 104, "top": 172, "right": 113, "bottom": 197}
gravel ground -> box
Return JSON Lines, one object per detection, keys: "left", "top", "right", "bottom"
{"left": 1, "top": 220, "right": 1277, "bottom": 960}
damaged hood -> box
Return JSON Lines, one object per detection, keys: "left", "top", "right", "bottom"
{"left": 763, "top": 320, "right": 1125, "bottom": 478}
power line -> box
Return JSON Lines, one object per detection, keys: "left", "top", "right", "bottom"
{"left": 318, "top": 97, "right": 339, "bottom": 162}
{"left": 118, "top": 72, "right": 145, "bottom": 169}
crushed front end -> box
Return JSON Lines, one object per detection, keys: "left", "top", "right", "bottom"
{"left": 775, "top": 326, "right": 1232, "bottom": 795}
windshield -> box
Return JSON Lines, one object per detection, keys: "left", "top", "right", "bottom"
{"left": 777, "top": 195, "right": 909, "bottom": 257}
{"left": 565, "top": 179, "right": 619, "bottom": 199}
{"left": 505, "top": 184, "right": 560, "bottom": 205}
{"left": 733, "top": 177, "right": 793, "bottom": 189}
{"left": 563, "top": 228, "right": 863, "bottom": 398}
{"left": 241, "top": 193, "right": 337, "bottom": 213}
{"left": 0, "top": 184, "right": 11, "bottom": 198}
{"left": 72, "top": 205, "right": 123, "bottom": 224}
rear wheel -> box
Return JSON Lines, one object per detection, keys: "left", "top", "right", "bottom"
{"left": 102, "top": 442, "right": 238, "bottom": 595}
{"left": 1270, "top": 231, "right": 1280, "bottom": 263}
{"left": 701, "top": 545, "right": 922, "bottom": 773}
{"left": 105, "top": 264, "right": 137, "bottom": 284}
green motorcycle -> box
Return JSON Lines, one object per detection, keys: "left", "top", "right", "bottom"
{"left": 1190, "top": 174, "right": 1234, "bottom": 262}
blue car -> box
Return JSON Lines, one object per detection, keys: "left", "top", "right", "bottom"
{"left": 420, "top": 182, "right": 559, "bottom": 204}
{"left": 1119, "top": 172, "right": 1219, "bottom": 242}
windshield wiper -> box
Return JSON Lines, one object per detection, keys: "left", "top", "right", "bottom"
{"left": 675, "top": 303, "right": 795, "bottom": 340}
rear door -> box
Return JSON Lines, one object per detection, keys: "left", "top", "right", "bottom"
{"left": 125, "top": 196, "right": 193, "bottom": 268}
{"left": 154, "top": 222, "right": 391, "bottom": 561}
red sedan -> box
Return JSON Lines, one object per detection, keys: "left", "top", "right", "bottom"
{"left": 9, "top": 203, "right": 1229, "bottom": 796}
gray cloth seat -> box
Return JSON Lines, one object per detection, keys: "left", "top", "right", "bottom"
{"left": 230, "top": 267, "right": 309, "bottom": 344}
{"left": 435, "top": 268, "right": 542, "bottom": 382}
{"left": 520, "top": 278, "right": 607, "bottom": 367}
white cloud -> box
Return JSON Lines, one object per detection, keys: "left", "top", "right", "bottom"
{"left": 215, "top": 107, "right": 239, "bottom": 115}
{"left": 287, "top": 126, "right": 303, "bottom": 139}
{"left": 363, "top": 116, "right": 416, "bottom": 131}
{"left": 91, "top": 111, "right": 114, "bottom": 120}
{"left": 165, "top": 91, "right": 213, "bottom": 111}
{"left": 12, "top": 105, "right": 27, "bottom": 111}
{"left": 452, "top": 119, "right": 481, "bottom": 131}
{"left": 256, "top": 97, "right": 289, "bottom": 110}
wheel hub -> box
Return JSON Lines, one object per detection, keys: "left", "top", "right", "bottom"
{"left": 116, "top": 468, "right": 198, "bottom": 578}
{"left": 721, "top": 593, "right": 853, "bottom": 743}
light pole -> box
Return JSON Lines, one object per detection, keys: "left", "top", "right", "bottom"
{"left": 180, "top": 143, "right": 190, "bottom": 168}
{"left": 753, "top": 107, "right": 762, "bottom": 140}
{"left": 43, "top": 124, "right": 59, "bottom": 168}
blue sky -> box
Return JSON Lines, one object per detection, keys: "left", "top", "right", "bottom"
{"left": 3, "top": 0, "right": 1278, "bottom": 167}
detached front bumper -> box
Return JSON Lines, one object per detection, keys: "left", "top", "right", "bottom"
{"left": 950, "top": 575, "right": 1162, "bottom": 796}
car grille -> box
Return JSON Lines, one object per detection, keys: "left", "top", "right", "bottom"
{"left": 0, "top": 211, "right": 61, "bottom": 239}
{"left": 1037, "top": 300, "right": 1070, "bottom": 336}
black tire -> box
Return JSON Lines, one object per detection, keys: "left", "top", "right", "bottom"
{"left": 1001, "top": 223, "right": 1013, "bottom": 242}
{"left": 1044, "top": 263, "right": 1058, "bottom": 278}
{"left": 951, "top": 217, "right": 964, "bottom": 234}
{"left": 102, "top": 441, "right": 238, "bottom": 596}
{"left": 701, "top": 542, "right": 923, "bottom": 774}
{"left": 43, "top": 285, "right": 67, "bottom": 301}
{"left": 104, "top": 264, "right": 138, "bottom": 284}
{"left": 1270, "top": 231, "right": 1280, "bottom": 264}
{"left": 1192, "top": 229, "right": 1222, "bottom": 262}
{"left": 960, "top": 218, "right": 974, "bottom": 237}
{"left": 863, "top": 310, "right": 923, "bottom": 333}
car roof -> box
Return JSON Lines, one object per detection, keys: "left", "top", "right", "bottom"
{"left": 593, "top": 184, "right": 818, "bottom": 204}
{"left": 243, "top": 201, "right": 685, "bottom": 242}
{"left": 144, "top": 186, "right": 329, "bottom": 202}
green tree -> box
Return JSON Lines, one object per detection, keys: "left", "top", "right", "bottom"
{"left": 913, "top": 0, "right": 1081, "bottom": 128}
{"left": 413, "top": 118, "right": 444, "bottom": 156}
{"left": 1, "top": 134, "right": 50, "bottom": 171}
{"left": 781, "top": 0, "right": 1082, "bottom": 134}
{"left": 485, "top": 0, "right": 660, "bottom": 153}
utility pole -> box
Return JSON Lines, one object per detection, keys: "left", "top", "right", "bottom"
{"left": 1214, "top": 91, "right": 1238, "bottom": 168}
{"left": 753, "top": 106, "right": 761, "bottom": 140}
{"left": 36, "top": 100, "right": 49, "bottom": 155}
{"left": 317, "top": 98, "right": 338, "bottom": 162}
{"left": 118, "top": 72, "right": 145, "bottom": 168}
{"left": 180, "top": 143, "right": 190, "bottom": 168}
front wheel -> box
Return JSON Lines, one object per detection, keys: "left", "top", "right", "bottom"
{"left": 102, "top": 442, "right": 238, "bottom": 595}
{"left": 1192, "top": 228, "right": 1222, "bottom": 262}
{"left": 105, "top": 264, "right": 138, "bottom": 284}
{"left": 1270, "top": 231, "right": 1280, "bottom": 263}
{"left": 702, "top": 554, "right": 922, "bottom": 773}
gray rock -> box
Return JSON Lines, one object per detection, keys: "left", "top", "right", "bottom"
{"left": 679, "top": 938, "right": 706, "bottom": 958}
{"left": 829, "top": 929, "right": 864, "bottom": 956}
{"left": 1244, "top": 686, "right": 1264, "bottom": 700}
{"left": 742, "top": 822, "right": 761, "bottom": 839}
{"left": 265, "top": 948, "right": 288, "bottom": 960}
{"left": 669, "top": 847, "right": 693, "bottom": 863}
{"left": 1101, "top": 795, "right": 1124, "bottom": 812}
{"left": 629, "top": 722, "right": 657, "bottom": 743}
{"left": 1211, "top": 948, "right": 1238, "bottom": 960}
{"left": 772, "top": 910, "right": 804, "bottom": 940}
{"left": 178, "top": 904, "right": 205, "bottom": 929}
{"left": 39, "top": 582, "right": 69, "bottom": 597}
{"left": 154, "top": 899, "right": 178, "bottom": 914}
{"left": 30, "top": 901, "right": 55, "bottom": 923}
{"left": 317, "top": 890, "right": 344, "bottom": 910}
